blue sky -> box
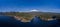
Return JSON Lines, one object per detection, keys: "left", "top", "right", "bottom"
{"left": 0, "top": 0, "right": 60, "bottom": 13}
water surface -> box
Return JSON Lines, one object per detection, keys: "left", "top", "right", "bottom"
{"left": 0, "top": 16, "right": 59, "bottom": 27}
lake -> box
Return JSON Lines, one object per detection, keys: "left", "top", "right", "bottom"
{"left": 0, "top": 16, "right": 59, "bottom": 27}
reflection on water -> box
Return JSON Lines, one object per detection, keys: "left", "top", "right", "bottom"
{"left": 0, "top": 16, "right": 60, "bottom": 27}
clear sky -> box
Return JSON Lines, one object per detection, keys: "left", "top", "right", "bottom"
{"left": 0, "top": 0, "right": 60, "bottom": 13}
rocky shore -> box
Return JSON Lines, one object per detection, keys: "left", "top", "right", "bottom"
{"left": 14, "top": 16, "right": 56, "bottom": 23}
{"left": 14, "top": 16, "right": 32, "bottom": 22}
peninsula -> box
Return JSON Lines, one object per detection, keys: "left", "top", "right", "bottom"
{"left": 0, "top": 12, "right": 60, "bottom": 22}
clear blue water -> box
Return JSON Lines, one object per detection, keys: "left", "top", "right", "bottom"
{"left": 0, "top": 16, "right": 59, "bottom": 27}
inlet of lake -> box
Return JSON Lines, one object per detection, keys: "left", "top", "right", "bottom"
{"left": 0, "top": 16, "right": 60, "bottom": 27}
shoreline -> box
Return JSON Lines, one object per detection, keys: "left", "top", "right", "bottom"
{"left": 14, "top": 16, "right": 31, "bottom": 22}
{"left": 0, "top": 15, "right": 56, "bottom": 22}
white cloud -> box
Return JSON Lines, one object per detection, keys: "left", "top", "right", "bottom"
{"left": 30, "top": 9, "right": 39, "bottom": 12}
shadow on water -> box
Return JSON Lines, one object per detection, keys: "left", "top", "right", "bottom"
{"left": 0, "top": 16, "right": 60, "bottom": 27}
